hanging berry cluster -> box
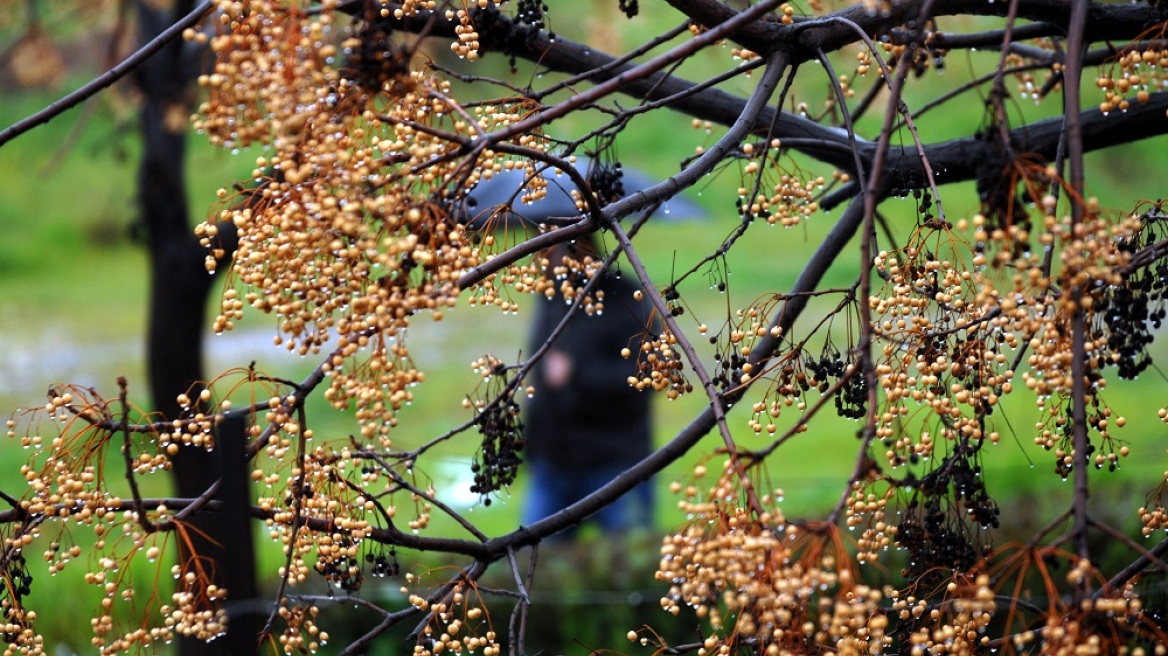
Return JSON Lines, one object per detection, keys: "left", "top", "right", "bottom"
{"left": 190, "top": 0, "right": 555, "bottom": 450}
{"left": 656, "top": 462, "right": 890, "bottom": 654}
{"left": 514, "top": 0, "right": 548, "bottom": 33}
{"left": 364, "top": 545, "right": 400, "bottom": 578}
{"left": 1096, "top": 42, "right": 1168, "bottom": 114}
{"left": 340, "top": 23, "right": 414, "bottom": 95}
{"left": 831, "top": 197, "right": 1168, "bottom": 603}
{"left": 404, "top": 577, "right": 500, "bottom": 656}
{"left": 895, "top": 447, "right": 999, "bottom": 587}
{"left": 1095, "top": 204, "right": 1168, "bottom": 380}
{"left": 463, "top": 355, "right": 525, "bottom": 502}
{"left": 805, "top": 343, "right": 867, "bottom": 420}
{"left": 628, "top": 329, "right": 691, "bottom": 399}
{"left": 470, "top": 397, "right": 525, "bottom": 503}
{"left": 718, "top": 291, "right": 862, "bottom": 433}
{"left": 588, "top": 160, "right": 626, "bottom": 206}
{"left": 0, "top": 550, "right": 34, "bottom": 648}
{"left": 314, "top": 535, "right": 364, "bottom": 593}
{"left": 732, "top": 145, "right": 824, "bottom": 227}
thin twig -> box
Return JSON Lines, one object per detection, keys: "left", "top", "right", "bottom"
{"left": 1101, "top": 536, "right": 1168, "bottom": 595}
{"left": 258, "top": 403, "right": 312, "bottom": 642}
{"left": 484, "top": 0, "right": 783, "bottom": 146}
{"left": 1063, "top": 0, "right": 1092, "bottom": 568}
{"left": 1089, "top": 517, "right": 1168, "bottom": 582}
{"left": 340, "top": 560, "right": 489, "bottom": 655}
{"left": 119, "top": 377, "right": 157, "bottom": 534}
{"left": 0, "top": 0, "right": 214, "bottom": 148}
{"left": 506, "top": 546, "right": 531, "bottom": 656}
{"left": 604, "top": 51, "right": 791, "bottom": 516}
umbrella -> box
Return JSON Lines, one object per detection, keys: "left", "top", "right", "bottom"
{"left": 452, "top": 158, "right": 708, "bottom": 230}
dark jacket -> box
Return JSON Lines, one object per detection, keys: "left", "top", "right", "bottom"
{"left": 524, "top": 271, "right": 655, "bottom": 468}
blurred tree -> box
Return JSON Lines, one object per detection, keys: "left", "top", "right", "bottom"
{"left": 4, "top": 0, "right": 1168, "bottom": 654}
{"left": 133, "top": 2, "right": 258, "bottom": 654}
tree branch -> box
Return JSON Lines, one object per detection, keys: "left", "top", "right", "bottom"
{"left": 0, "top": 0, "right": 213, "bottom": 149}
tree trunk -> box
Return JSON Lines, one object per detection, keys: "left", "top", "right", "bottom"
{"left": 134, "top": 2, "right": 258, "bottom": 654}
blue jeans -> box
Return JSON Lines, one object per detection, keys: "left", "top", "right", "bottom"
{"left": 522, "top": 458, "right": 654, "bottom": 537}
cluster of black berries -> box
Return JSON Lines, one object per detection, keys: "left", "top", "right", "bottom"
{"left": 895, "top": 449, "right": 997, "bottom": 587}
{"left": 712, "top": 349, "right": 754, "bottom": 392}
{"left": 894, "top": 20, "right": 945, "bottom": 76}
{"left": 663, "top": 286, "right": 685, "bottom": 317}
{"left": 943, "top": 457, "right": 999, "bottom": 527}
{"left": 618, "top": 0, "right": 639, "bottom": 18}
{"left": 973, "top": 115, "right": 1038, "bottom": 239}
{"left": 340, "top": 24, "right": 412, "bottom": 94}
{"left": 470, "top": 398, "right": 525, "bottom": 504}
{"left": 896, "top": 501, "right": 978, "bottom": 589}
{"left": 1100, "top": 281, "right": 1158, "bottom": 379}
{"left": 835, "top": 372, "right": 867, "bottom": 420}
{"left": 1, "top": 552, "right": 32, "bottom": 643}
{"left": 753, "top": 353, "right": 812, "bottom": 399}
{"left": 514, "top": 0, "right": 549, "bottom": 33}
{"left": 805, "top": 347, "right": 868, "bottom": 419}
{"left": 315, "top": 539, "right": 364, "bottom": 593}
{"left": 909, "top": 42, "right": 946, "bottom": 76}
{"left": 365, "top": 546, "right": 400, "bottom": 578}
{"left": 888, "top": 171, "right": 924, "bottom": 201}
{"left": 919, "top": 450, "right": 1000, "bottom": 529}
{"left": 589, "top": 161, "right": 626, "bottom": 207}
{"left": 1097, "top": 215, "right": 1168, "bottom": 380}
{"left": 804, "top": 350, "right": 846, "bottom": 393}
{"left": 803, "top": 347, "right": 850, "bottom": 392}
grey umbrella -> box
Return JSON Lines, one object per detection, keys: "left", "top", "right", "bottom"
{"left": 453, "top": 158, "right": 708, "bottom": 229}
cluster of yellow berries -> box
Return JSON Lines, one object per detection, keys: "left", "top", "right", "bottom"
{"left": 626, "top": 330, "right": 690, "bottom": 398}
{"left": 191, "top": 0, "right": 340, "bottom": 151}
{"left": 1006, "top": 34, "right": 1168, "bottom": 115}
{"left": 46, "top": 558, "right": 229, "bottom": 654}
{"left": 842, "top": 484, "right": 895, "bottom": 562}
{"left": 867, "top": 204, "right": 1146, "bottom": 471}
{"left": 256, "top": 447, "right": 388, "bottom": 589}
{"left": 657, "top": 463, "right": 894, "bottom": 654}
{"left": 158, "top": 389, "right": 218, "bottom": 451}
{"left": 450, "top": 8, "right": 483, "bottom": 60}
{"left": 1096, "top": 45, "right": 1168, "bottom": 115}
{"left": 3, "top": 0, "right": 579, "bottom": 639}
{"left": 188, "top": 0, "right": 564, "bottom": 450}
{"left": 1011, "top": 577, "right": 1152, "bottom": 656}
{"left": 869, "top": 236, "right": 1012, "bottom": 465}
{"left": 734, "top": 141, "right": 826, "bottom": 227}
{"left": 276, "top": 603, "right": 327, "bottom": 655}
{"left": 3, "top": 386, "right": 216, "bottom": 654}
{"left": 545, "top": 249, "right": 605, "bottom": 306}
{"left": 1140, "top": 483, "right": 1168, "bottom": 535}
{"left": 0, "top": 607, "right": 39, "bottom": 656}
{"left": 404, "top": 579, "right": 500, "bottom": 656}
{"left": 158, "top": 583, "right": 229, "bottom": 646}
{"left": 896, "top": 577, "right": 998, "bottom": 655}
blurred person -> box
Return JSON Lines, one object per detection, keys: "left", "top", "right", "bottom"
{"left": 451, "top": 158, "right": 705, "bottom": 537}
{"left": 522, "top": 236, "right": 657, "bottom": 537}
